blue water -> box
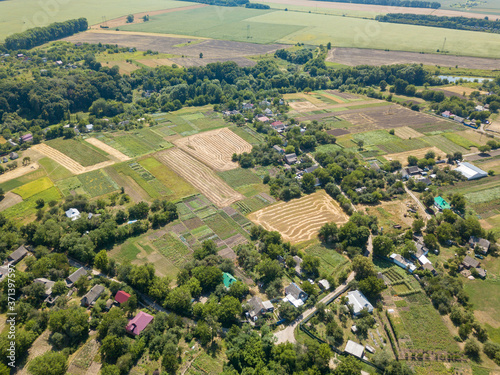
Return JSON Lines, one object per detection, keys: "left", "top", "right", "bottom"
{"left": 438, "top": 75, "right": 489, "bottom": 83}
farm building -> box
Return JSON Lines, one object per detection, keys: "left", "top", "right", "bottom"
{"left": 65, "top": 208, "right": 81, "bottom": 221}
{"left": 246, "top": 296, "right": 274, "bottom": 321}
{"left": 66, "top": 267, "right": 87, "bottom": 287}
{"left": 7, "top": 245, "right": 28, "bottom": 265}
{"left": 462, "top": 255, "right": 480, "bottom": 269}
{"left": 453, "top": 116, "right": 464, "bottom": 123}
{"left": 346, "top": 290, "right": 374, "bottom": 316}
{"left": 318, "top": 279, "right": 330, "bottom": 291}
{"left": 390, "top": 253, "right": 417, "bottom": 273}
{"left": 469, "top": 236, "right": 490, "bottom": 255}
{"left": 223, "top": 272, "right": 237, "bottom": 289}
{"left": 284, "top": 153, "right": 297, "bottom": 165}
{"left": 476, "top": 268, "right": 487, "bottom": 279}
{"left": 434, "top": 196, "right": 451, "bottom": 211}
{"left": 455, "top": 162, "right": 487, "bottom": 180}
{"left": 345, "top": 340, "right": 365, "bottom": 359}
{"left": 81, "top": 284, "right": 105, "bottom": 307}
{"left": 115, "top": 290, "right": 131, "bottom": 304}
{"left": 126, "top": 311, "right": 154, "bottom": 336}
{"left": 284, "top": 283, "right": 308, "bottom": 308}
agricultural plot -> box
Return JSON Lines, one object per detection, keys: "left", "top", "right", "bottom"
{"left": 393, "top": 126, "right": 425, "bottom": 139}
{"left": 153, "top": 233, "right": 193, "bottom": 268}
{"left": 56, "top": 176, "right": 87, "bottom": 197}
{"left": 443, "top": 132, "right": 481, "bottom": 150}
{"left": 112, "top": 163, "right": 164, "bottom": 200}
{"left": 173, "top": 128, "right": 252, "bottom": 171}
{"left": 229, "top": 126, "right": 263, "bottom": 145}
{"left": 203, "top": 213, "right": 241, "bottom": 240}
{"left": 376, "top": 138, "right": 431, "bottom": 154}
{"left": 77, "top": 170, "right": 119, "bottom": 198}
{"left": 351, "top": 130, "right": 399, "bottom": 145}
{"left": 12, "top": 177, "right": 53, "bottom": 199}
{"left": 425, "top": 135, "right": 469, "bottom": 154}
{"left": 38, "top": 157, "right": 73, "bottom": 182}
{"left": 3, "top": 187, "right": 61, "bottom": 221}
{"left": 385, "top": 147, "right": 446, "bottom": 166}
{"left": 303, "top": 243, "right": 349, "bottom": 276}
{"left": 85, "top": 137, "right": 130, "bottom": 162}
{"left": 156, "top": 148, "right": 244, "bottom": 208}
{"left": 248, "top": 190, "right": 349, "bottom": 243}
{"left": 32, "top": 144, "right": 114, "bottom": 175}
{"left": 217, "top": 168, "right": 262, "bottom": 189}
{"left": 0, "top": 167, "right": 45, "bottom": 192}
{"left": 0, "top": 163, "right": 41, "bottom": 186}
{"left": 46, "top": 138, "right": 109, "bottom": 167}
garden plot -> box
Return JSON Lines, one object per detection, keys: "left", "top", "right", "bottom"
{"left": 85, "top": 137, "right": 130, "bottom": 162}
{"left": 173, "top": 128, "right": 252, "bottom": 171}
{"left": 156, "top": 148, "right": 244, "bottom": 208}
{"left": 248, "top": 190, "right": 349, "bottom": 243}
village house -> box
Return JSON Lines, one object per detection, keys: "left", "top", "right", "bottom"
{"left": 346, "top": 290, "right": 374, "bottom": 316}
{"left": 126, "top": 311, "right": 154, "bottom": 336}
{"left": 284, "top": 282, "right": 308, "bottom": 308}
{"left": 34, "top": 278, "right": 55, "bottom": 297}
{"left": 65, "top": 208, "right": 81, "bottom": 221}
{"left": 7, "top": 245, "right": 28, "bottom": 265}
{"left": 81, "top": 285, "right": 105, "bottom": 307}
{"left": 242, "top": 103, "right": 254, "bottom": 110}
{"left": 271, "top": 121, "right": 286, "bottom": 133}
{"left": 0, "top": 266, "right": 9, "bottom": 282}
{"left": 256, "top": 115, "right": 270, "bottom": 123}
{"left": 390, "top": 253, "right": 416, "bottom": 273}
{"left": 115, "top": 290, "right": 131, "bottom": 305}
{"left": 66, "top": 267, "right": 88, "bottom": 287}
{"left": 469, "top": 236, "right": 490, "bottom": 255}
{"left": 284, "top": 153, "right": 297, "bottom": 165}
{"left": 318, "top": 279, "right": 330, "bottom": 291}
{"left": 246, "top": 296, "right": 274, "bottom": 321}
{"left": 19, "top": 134, "right": 33, "bottom": 143}
{"left": 9, "top": 152, "right": 19, "bottom": 160}
{"left": 462, "top": 255, "right": 480, "bottom": 269}
{"left": 223, "top": 272, "right": 237, "bottom": 289}
{"left": 345, "top": 340, "right": 365, "bottom": 359}
{"left": 434, "top": 196, "right": 451, "bottom": 211}
{"left": 293, "top": 256, "right": 304, "bottom": 277}
{"left": 273, "top": 145, "right": 285, "bottom": 154}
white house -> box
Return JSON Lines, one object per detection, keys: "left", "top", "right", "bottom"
{"left": 346, "top": 290, "right": 374, "bottom": 316}
{"left": 345, "top": 340, "right": 365, "bottom": 359}
{"left": 390, "top": 253, "right": 417, "bottom": 273}
{"left": 65, "top": 208, "right": 81, "bottom": 221}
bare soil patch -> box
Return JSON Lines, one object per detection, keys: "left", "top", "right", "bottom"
{"left": 86, "top": 137, "right": 130, "bottom": 162}
{"left": 15, "top": 330, "right": 52, "bottom": 375}
{"left": 65, "top": 31, "right": 286, "bottom": 67}
{"left": 32, "top": 144, "right": 115, "bottom": 175}
{"left": 327, "top": 128, "right": 350, "bottom": 136}
{"left": 104, "top": 166, "right": 149, "bottom": 203}
{"left": 0, "top": 192, "right": 22, "bottom": 211}
{"left": 0, "top": 163, "right": 39, "bottom": 184}
{"left": 173, "top": 128, "right": 252, "bottom": 171}
{"left": 90, "top": 4, "right": 208, "bottom": 29}
{"left": 327, "top": 47, "right": 500, "bottom": 69}
{"left": 156, "top": 148, "right": 244, "bottom": 208}
{"left": 385, "top": 146, "right": 446, "bottom": 165}
{"left": 248, "top": 190, "right": 349, "bottom": 244}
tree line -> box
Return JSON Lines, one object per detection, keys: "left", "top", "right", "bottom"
{"left": 376, "top": 13, "right": 500, "bottom": 34}
{"left": 316, "top": 0, "right": 440, "bottom": 9}
{"left": 4, "top": 18, "right": 88, "bottom": 50}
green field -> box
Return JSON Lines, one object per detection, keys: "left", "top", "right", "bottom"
{"left": 153, "top": 233, "right": 193, "bottom": 267}
{"left": 425, "top": 134, "right": 469, "bottom": 154}
{"left": 46, "top": 139, "right": 109, "bottom": 167}
{"left": 120, "top": 6, "right": 304, "bottom": 45}
{"left": 377, "top": 138, "right": 430, "bottom": 154}
{"left": 0, "top": 168, "right": 47, "bottom": 192}
{"left": 112, "top": 162, "right": 162, "bottom": 199}
{"left": 351, "top": 130, "right": 399, "bottom": 146}
{"left": 0, "top": 0, "right": 194, "bottom": 40}
{"left": 56, "top": 176, "right": 87, "bottom": 197}
{"left": 230, "top": 126, "right": 263, "bottom": 145}
{"left": 443, "top": 132, "right": 481, "bottom": 150}
{"left": 217, "top": 168, "right": 261, "bottom": 189}
{"left": 12, "top": 177, "right": 53, "bottom": 199}
{"left": 303, "top": 243, "right": 349, "bottom": 276}
{"left": 77, "top": 169, "right": 119, "bottom": 197}
{"left": 3, "top": 187, "right": 61, "bottom": 220}
{"left": 203, "top": 213, "right": 240, "bottom": 240}
{"left": 38, "top": 157, "right": 73, "bottom": 181}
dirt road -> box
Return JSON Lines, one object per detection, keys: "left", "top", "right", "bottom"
{"left": 405, "top": 185, "right": 431, "bottom": 220}
{"left": 274, "top": 272, "right": 354, "bottom": 344}
{"left": 0, "top": 163, "right": 39, "bottom": 184}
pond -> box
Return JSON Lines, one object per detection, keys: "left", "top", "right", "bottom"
{"left": 438, "top": 75, "right": 489, "bottom": 83}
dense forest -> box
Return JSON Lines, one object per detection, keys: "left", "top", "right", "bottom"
{"left": 376, "top": 13, "right": 500, "bottom": 33}
{"left": 4, "top": 18, "right": 88, "bottom": 50}
{"left": 315, "top": 0, "right": 440, "bottom": 9}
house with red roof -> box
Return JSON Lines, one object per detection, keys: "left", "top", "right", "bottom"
{"left": 126, "top": 311, "right": 154, "bottom": 336}
{"left": 115, "top": 290, "right": 131, "bottom": 304}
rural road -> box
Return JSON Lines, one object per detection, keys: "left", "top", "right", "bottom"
{"left": 404, "top": 185, "right": 431, "bottom": 220}
{"left": 274, "top": 272, "right": 355, "bottom": 345}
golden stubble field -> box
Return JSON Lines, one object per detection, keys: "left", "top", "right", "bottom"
{"left": 248, "top": 190, "right": 349, "bottom": 243}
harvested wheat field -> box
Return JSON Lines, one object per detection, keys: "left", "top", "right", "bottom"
{"left": 248, "top": 190, "right": 349, "bottom": 244}
{"left": 86, "top": 138, "right": 131, "bottom": 162}
{"left": 393, "top": 126, "right": 425, "bottom": 139}
{"left": 156, "top": 148, "right": 244, "bottom": 207}
{"left": 0, "top": 163, "right": 39, "bottom": 184}
{"left": 32, "top": 144, "right": 114, "bottom": 175}
{"left": 173, "top": 128, "right": 252, "bottom": 171}
{"left": 385, "top": 146, "right": 446, "bottom": 166}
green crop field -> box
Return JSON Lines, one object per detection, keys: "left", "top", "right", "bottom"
{"left": 120, "top": 7, "right": 304, "bottom": 45}
{"left": 425, "top": 135, "right": 469, "bottom": 154}
{"left": 217, "top": 169, "right": 261, "bottom": 189}
{"left": 12, "top": 177, "right": 53, "bottom": 199}
{"left": 56, "top": 176, "right": 87, "bottom": 197}
{"left": 112, "top": 162, "right": 162, "bottom": 199}
{"left": 77, "top": 169, "right": 119, "bottom": 197}
{"left": 38, "top": 157, "right": 73, "bottom": 181}
{"left": 465, "top": 185, "right": 500, "bottom": 204}
{"left": 352, "top": 130, "right": 399, "bottom": 146}
{"left": 0, "top": 0, "right": 194, "bottom": 41}
{"left": 46, "top": 138, "right": 109, "bottom": 166}
{"left": 0, "top": 168, "right": 46, "bottom": 192}
{"left": 377, "top": 138, "right": 430, "bottom": 154}
{"left": 303, "top": 243, "right": 349, "bottom": 276}
{"left": 141, "top": 157, "right": 199, "bottom": 200}
{"left": 399, "top": 292, "right": 459, "bottom": 352}
{"left": 3, "top": 187, "right": 61, "bottom": 220}
{"left": 153, "top": 233, "right": 192, "bottom": 267}
{"left": 230, "top": 126, "right": 263, "bottom": 145}
{"left": 443, "top": 132, "right": 481, "bottom": 150}
{"left": 203, "top": 213, "right": 241, "bottom": 240}
{"left": 111, "top": 134, "right": 156, "bottom": 157}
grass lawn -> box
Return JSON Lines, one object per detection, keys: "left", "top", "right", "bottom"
{"left": 38, "top": 157, "right": 73, "bottom": 181}
{"left": 303, "top": 242, "right": 349, "bottom": 277}
{"left": 46, "top": 138, "right": 109, "bottom": 166}
{"left": 12, "top": 177, "right": 53, "bottom": 199}
{"left": 217, "top": 168, "right": 261, "bottom": 189}
{"left": 141, "top": 157, "right": 199, "bottom": 200}
{"left": 77, "top": 169, "right": 119, "bottom": 197}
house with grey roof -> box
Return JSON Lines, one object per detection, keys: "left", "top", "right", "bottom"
{"left": 284, "top": 283, "right": 308, "bottom": 308}
{"left": 81, "top": 285, "right": 105, "bottom": 307}
{"left": 469, "top": 236, "right": 490, "bottom": 255}
{"left": 346, "top": 290, "right": 373, "bottom": 316}
{"left": 345, "top": 340, "right": 365, "bottom": 359}
{"left": 7, "top": 246, "right": 28, "bottom": 265}
{"left": 66, "top": 267, "right": 88, "bottom": 287}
